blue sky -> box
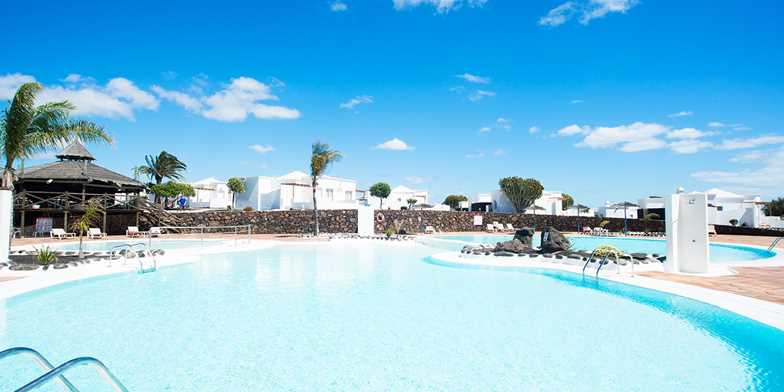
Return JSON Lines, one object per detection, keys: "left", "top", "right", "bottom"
{"left": 1, "top": 0, "right": 782, "bottom": 206}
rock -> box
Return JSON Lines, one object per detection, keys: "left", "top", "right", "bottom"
{"left": 512, "top": 228, "right": 535, "bottom": 247}
{"left": 493, "top": 239, "right": 530, "bottom": 254}
{"left": 494, "top": 251, "right": 516, "bottom": 257}
{"left": 540, "top": 227, "right": 571, "bottom": 253}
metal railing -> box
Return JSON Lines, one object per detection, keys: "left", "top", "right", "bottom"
{"left": 110, "top": 243, "right": 157, "bottom": 273}
{"left": 15, "top": 356, "right": 129, "bottom": 392}
{"left": 769, "top": 237, "right": 783, "bottom": 252}
{"left": 159, "top": 224, "right": 252, "bottom": 244}
{"left": 0, "top": 347, "right": 78, "bottom": 392}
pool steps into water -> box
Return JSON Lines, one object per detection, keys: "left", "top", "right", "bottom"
{"left": 109, "top": 243, "right": 158, "bottom": 274}
{"left": 0, "top": 347, "right": 129, "bottom": 392}
{"left": 769, "top": 237, "right": 783, "bottom": 252}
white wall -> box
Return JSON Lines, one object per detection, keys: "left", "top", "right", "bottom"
{"left": 367, "top": 186, "right": 428, "bottom": 210}
{"left": 190, "top": 179, "right": 232, "bottom": 209}
{"left": 235, "top": 172, "right": 358, "bottom": 211}
{"left": 485, "top": 190, "right": 564, "bottom": 215}
{"left": 597, "top": 204, "right": 639, "bottom": 219}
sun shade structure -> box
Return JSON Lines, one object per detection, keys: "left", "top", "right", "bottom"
{"left": 610, "top": 201, "right": 640, "bottom": 233}
{"left": 13, "top": 141, "right": 146, "bottom": 236}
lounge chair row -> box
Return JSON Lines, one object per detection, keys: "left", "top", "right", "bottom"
{"left": 46, "top": 227, "right": 164, "bottom": 239}
{"left": 486, "top": 222, "right": 515, "bottom": 232}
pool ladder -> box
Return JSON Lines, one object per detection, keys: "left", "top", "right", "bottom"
{"left": 581, "top": 250, "right": 615, "bottom": 277}
{"left": 0, "top": 347, "right": 128, "bottom": 392}
{"left": 768, "top": 237, "right": 783, "bottom": 252}
{"left": 110, "top": 243, "right": 158, "bottom": 273}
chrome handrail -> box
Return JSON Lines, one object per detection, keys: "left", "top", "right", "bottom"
{"left": 15, "top": 356, "right": 129, "bottom": 392}
{"left": 581, "top": 250, "right": 599, "bottom": 275}
{"left": 0, "top": 347, "right": 78, "bottom": 392}
{"left": 109, "top": 243, "right": 157, "bottom": 273}
{"left": 769, "top": 237, "right": 783, "bottom": 252}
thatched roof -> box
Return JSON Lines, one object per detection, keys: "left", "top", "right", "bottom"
{"left": 18, "top": 142, "right": 143, "bottom": 190}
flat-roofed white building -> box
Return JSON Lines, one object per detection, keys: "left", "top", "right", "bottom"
{"left": 189, "top": 177, "right": 232, "bottom": 209}
{"left": 704, "top": 188, "right": 768, "bottom": 228}
{"left": 597, "top": 201, "right": 639, "bottom": 220}
{"left": 471, "top": 190, "right": 566, "bottom": 215}
{"left": 366, "top": 185, "right": 428, "bottom": 210}
{"left": 234, "top": 171, "right": 358, "bottom": 211}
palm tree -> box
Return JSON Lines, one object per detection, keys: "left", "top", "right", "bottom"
{"left": 310, "top": 142, "right": 342, "bottom": 236}
{"left": 71, "top": 199, "right": 102, "bottom": 259}
{"left": 1, "top": 82, "right": 111, "bottom": 189}
{"left": 133, "top": 151, "right": 187, "bottom": 203}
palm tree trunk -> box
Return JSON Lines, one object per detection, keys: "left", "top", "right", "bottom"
{"left": 78, "top": 233, "right": 84, "bottom": 259}
{"left": 312, "top": 178, "right": 319, "bottom": 236}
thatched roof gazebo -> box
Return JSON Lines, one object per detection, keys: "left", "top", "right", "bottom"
{"left": 13, "top": 141, "right": 146, "bottom": 236}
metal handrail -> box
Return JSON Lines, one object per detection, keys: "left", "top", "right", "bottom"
{"left": 159, "top": 224, "right": 252, "bottom": 243}
{"left": 768, "top": 237, "right": 783, "bottom": 252}
{"left": 595, "top": 254, "right": 615, "bottom": 277}
{"left": 581, "top": 250, "right": 599, "bottom": 275}
{"left": 15, "top": 356, "right": 129, "bottom": 392}
{"left": 0, "top": 347, "right": 78, "bottom": 392}
{"left": 109, "top": 243, "right": 157, "bottom": 273}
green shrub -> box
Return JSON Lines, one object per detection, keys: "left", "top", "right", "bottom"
{"left": 594, "top": 245, "right": 622, "bottom": 258}
{"left": 384, "top": 227, "right": 396, "bottom": 238}
{"left": 599, "top": 220, "right": 610, "bottom": 228}
{"left": 35, "top": 247, "right": 58, "bottom": 265}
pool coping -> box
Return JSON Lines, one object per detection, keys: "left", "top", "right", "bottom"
{"left": 427, "top": 251, "right": 784, "bottom": 332}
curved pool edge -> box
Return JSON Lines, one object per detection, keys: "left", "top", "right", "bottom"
{"left": 425, "top": 250, "right": 784, "bottom": 332}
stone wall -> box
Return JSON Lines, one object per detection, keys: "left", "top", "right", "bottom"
{"left": 168, "top": 209, "right": 358, "bottom": 234}
{"left": 714, "top": 224, "right": 784, "bottom": 237}
{"left": 375, "top": 210, "right": 665, "bottom": 234}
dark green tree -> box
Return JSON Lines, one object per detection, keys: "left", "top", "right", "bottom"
{"left": 443, "top": 195, "right": 468, "bottom": 210}
{"left": 499, "top": 177, "right": 543, "bottom": 213}
{"left": 370, "top": 182, "right": 391, "bottom": 209}
{"left": 764, "top": 197, "right": 784, "bottom": 217}
{"left": 561, "top": 193, "right": 574, "bottom": 210}
{"left": 310, "top": 142, "right": 342, "bottom": 235}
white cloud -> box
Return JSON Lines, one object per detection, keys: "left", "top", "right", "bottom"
{"left": 666, "top": 128, "right": 712, "bottom": 140}
{"left": 557, "top": 124, "right": 589, "bottom": 136}
{"left": 692, "top": 146, "right": 784, "bottom": 193}
{"left": 339, "top": 95, "right": 373, "bottom": 110}
{"left": 151, "top": 85, "right": 203, "bottom": 113}
{"left": 539, "top": 2, "right": 574, "bottom": 26}
{"left": 105, "top": 78, "right": 159, "bottom": 110}
{"left": 375, "top": 137, "right": 414, "bottom": 151}
{"left": 529, "top": 126, "right": 541, "bottom": 134}
{"left": 465, "top": 151, "right": 486, "bottom": 159}
{"left": 493, "top": 148, "right": 506, "bottom": 156}
{"left": 730, "top": 150, "right": 766, "bottom": 163}
{"left": 576, "top": 122, "right": 669, "bottom": 152}
{"left": 456, "top": 72, "right": 490, "bottom": 84}
{"left": 539, "top": 0, "right": 638, "bottom": 26}
{"left": 63, "top": 74, "right": 88, "bottom": 83}
{"left": 708, "top": 121, "right": 726, "bottom": 128}
{"left": 393, "top": 0, "right": 488, "bottom": 13}
{"left": 669, "top": 139, "right": 713, "bottom": 154}
{"left": 570, "top": 99, "right": 584, "bottom": 104}
{"left": 479, "top": 126, "right": 492, "bottom": 133}
{"left": 330, "top": 1, "right": 348, "bottom": 12}
{"left": 730, "top": 123, "right": 751, "bottom": 131}
{"left": 468, "top": 90, "right": 495, "bottom": 102}
{"left": 249, "top": 144, "right": 275, "bottom": 154}
{"left": 668, "top": 110, "right": 693, "bottom": 118}
{"left": 202, "top": 77, "right": 300, "bottom": 122}
{"left": 716, "top": 135, "right": 784, "bottom": 150}
{"left": 0, "top": 73, "right": 37, "bottom": 100}
{"left": 481, "top": 118, "right": 512, "bottom": 134}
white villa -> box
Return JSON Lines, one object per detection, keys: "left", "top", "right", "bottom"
{"left": 597, "top": 202, "right": 640, "bottom": 220}
{"left": 703, "top": 188, "right": 778, "bottom": 228}
{"left": 366, "top": 185, "right": 429, "bottom": 210}
{"left": 234, "top": 171, "right": 358, "bottom": 211}
{"left": 472, "top": 190, "right": 570, "bottom": 215}
{"left": 189, "top": 177, "right": 232, "bottom": 209}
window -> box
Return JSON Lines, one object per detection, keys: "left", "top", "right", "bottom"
{"left": 326, "top": 189, "right": 334, "bottom": 201}
{"left": 345, "top": 191, "right": 352, "bottom": 200}
{"left": 716, "top": 206, "right": 724, "bottom": 211}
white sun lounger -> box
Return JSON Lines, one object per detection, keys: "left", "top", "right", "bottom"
{"left": 87, "top": 227, "right": 107, "bottom": 239}
{"left": 126, "top": 226, "right": 144, "bottom": 238}
{"left": 50, "top": 228, "right": 76, "bottom": 239}
{"left": 424, "top": 226, "right": 436, "bottom": 234}
{"left": 149, "top": 227, "right": 163, "bottom": 237}
{"left": 504, "top": 223, "right": 515, "bottom": 231}
{"left": 486, "top": 224, "right": 497, "bottom": 232}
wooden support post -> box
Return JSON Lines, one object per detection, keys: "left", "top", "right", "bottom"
{"left": 64, "top": 211, "right": 69, "bottom": 231}
{"left": 20, "top": 209, "right": 25, "bottom": 238}
{"left": 102, "top": 211, "right": 107, "bottom": 234}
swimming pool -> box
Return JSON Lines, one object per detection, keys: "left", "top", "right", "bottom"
{"left": 434, "top": 235, "right": 777, "bottom": 263}
{"left": 29, "top": 239, "right": 230, "bottom": 252}
{"left": 1, "top": 241, "right": 783, "bottom": 390}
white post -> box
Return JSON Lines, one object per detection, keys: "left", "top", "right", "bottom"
{"left": 357, "top": 205, "right": 374, "bottom": 236}
{"left": 664, "top": 194, "right": 679, "bottom": 273}
{"left": 0, "top": 190, "right": 12, "bottom": 263}
{"left": 664, "top": 189, "right": 710, "bottom": 274}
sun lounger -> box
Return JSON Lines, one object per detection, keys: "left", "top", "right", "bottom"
{"left": 126, "top": 226, "right": 143, "bottom": 238}
{"left": 87, "top": 227, "right": 107, "bottom": 239}
{"left": 424, "top": 226, "right": 436, "bottom": 234}
{"left": 504, "top": 223, "right": 515, "bottom": 232}
{"left": 707, "top": 224, "right": 717, "bottom": 236}
{"left": 486, "top": 224, "right": 497, "bottom": 232}
{"left": 149, "top": 227, "right": 163, "bottom": 237}
{"left": 50, "top": 228, "right": 76, "bottom": 239}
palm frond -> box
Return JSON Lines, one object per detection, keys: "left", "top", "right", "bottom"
{"left": 2, "top": 83, "right": 41, "bottom": 166}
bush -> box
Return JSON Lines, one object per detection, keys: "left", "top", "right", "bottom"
{"left": 599, "top": 220, "right": 610, "bottom": 228}
{"left": 729, "top": 219, "right": 739, "bottom": 226}
{"left": 384, "top": 227, "right": 396, "bottom": 238}
{"left": 594, "top": 245, "right": 622, "bottom": 258}
{"left": 35, "top": 246, "right": 57, "bottom": 266}
{"left": 243, "top": 206, "right": 254, "bottom": 212}
{"left": 499, "top": 177, "right": 543, "bottom": 213}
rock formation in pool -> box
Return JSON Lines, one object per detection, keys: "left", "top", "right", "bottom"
{"left": 493, "top": 228, "right": 535, "bottom": 253}
{"left": 540, "top": 227, "right": 571, "bottom": 253}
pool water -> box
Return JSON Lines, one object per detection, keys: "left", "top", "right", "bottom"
{"left": 36, "top": 239, "right": 229, "bottom": 252}
{"left": 1, "top": 242, "right": 783, "bottom": 390}
{"left": 434, "top": 235, "right": 776, "bottom": 263}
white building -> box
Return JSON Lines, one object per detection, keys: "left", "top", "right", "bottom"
{"left": 366, "top": 185, "right": 428, "bottom": 210}
{"left": 189, "top": 177, "right": 232, "bottom": 209}
{"left": 704, "top": 188, "right": 769, "bottom": 228}
{"left": 472, "top": 190, "right": 566, "bottom": 215}
{"left": 597, "top": 202, "right": 639, "bottom": 220}
{"left": 562, "top": 205, "right": 597, "bottom": 217}
{"left": 234, "top": 171, "right": 358, "bottom": 211}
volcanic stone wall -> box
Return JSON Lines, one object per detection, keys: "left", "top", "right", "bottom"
{"left": 168, "top": 209, "right": 358, "bottom": 234}
{"left": 375, "top": 210, "right": 665, "bottom": 234}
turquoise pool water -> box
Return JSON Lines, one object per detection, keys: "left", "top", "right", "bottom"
{"left": 1, "top": 242, "right": 783, "bottom": 390}
{"left": 36, "top": 239, "right": 229, "bottom": 252}
{"left": 433, "top": 235, "right": 777, "bottom": 263}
